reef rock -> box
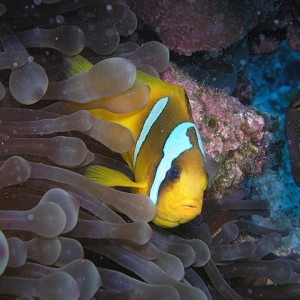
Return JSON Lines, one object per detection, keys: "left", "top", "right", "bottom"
{"left": 161, "top": 65, "right": 266, "bottom": 199}
{"left": 126, "top": 0, "right": 257, "bottom": 55}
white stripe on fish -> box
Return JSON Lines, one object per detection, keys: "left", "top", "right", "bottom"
{"left": 133, "top": 97, "right": 168, "bottom": 167}
{"left": 149, "top": 122, "right": 204, "bottom": 204}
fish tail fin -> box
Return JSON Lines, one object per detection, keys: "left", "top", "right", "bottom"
{"left": 85, "top": 165, "right": 144, "bottom": 188}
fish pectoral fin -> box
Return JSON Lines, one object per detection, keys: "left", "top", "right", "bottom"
{"left": 85, "top": 165, "right": 144, "bottom": 188}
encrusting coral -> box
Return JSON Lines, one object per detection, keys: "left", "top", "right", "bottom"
{"left": 126, "top": 0, "right": 300, "bottom": 56}
{"left": 0, "top": 1, "right": 300, "bottom": 300}
{"left": 161, "top": 65, "right": 266, "bottom": 199}
{"left": 125, "top": 0, "right": 257, "bottom": 55}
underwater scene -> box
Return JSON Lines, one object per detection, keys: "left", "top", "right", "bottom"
{"left": 0, "top": 0, "right": 300, "bottom": 299}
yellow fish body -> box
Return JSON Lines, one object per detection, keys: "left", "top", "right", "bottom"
{"left": 69, "top": 56, "right": 208, "bottom": 227}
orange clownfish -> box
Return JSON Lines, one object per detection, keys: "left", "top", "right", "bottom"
{"left": 69, "top": 56, "right": 209, "bottom": 227}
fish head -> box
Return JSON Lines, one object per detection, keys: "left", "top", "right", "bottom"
{"left": 151, "top": 128, "right": 208, "bottom": 228}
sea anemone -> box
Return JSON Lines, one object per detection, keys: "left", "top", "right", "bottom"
{"left": 0, "top": 1, "right": 300, "bottom": 300}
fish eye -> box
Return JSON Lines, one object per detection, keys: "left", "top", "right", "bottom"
{"left": 167, "top": 168, "right": 180, "bottom": 181}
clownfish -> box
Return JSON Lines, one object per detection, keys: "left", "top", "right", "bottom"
{"left": 68, "top": 56, "right": 209, "bottom": 227}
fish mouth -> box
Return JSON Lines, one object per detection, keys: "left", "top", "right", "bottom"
{"left": 180, "top": 204, "right": 198, "bottom": 209}
{"left": 177, "top": 201, "right": 201, "bottom": 220}
{"left": 179, "top": 200, "right": 200, "bottom": 210}
{"left": 154, "top": 200, "right": 202, "bottom": 227}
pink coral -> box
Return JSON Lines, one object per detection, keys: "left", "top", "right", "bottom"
{"left": 161, "top": 65, "right": 266, "bottom": 198}
{"left": 126, "top": 0, "right": 256, "bottom": 55}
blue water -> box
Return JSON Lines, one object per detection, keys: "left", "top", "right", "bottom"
{"left": 245, "top": 41, "right": 300, "bottom": 248}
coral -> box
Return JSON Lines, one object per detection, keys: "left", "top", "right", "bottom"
{"left": 161, "top": 65, "right": 266, "bottom": 199}
{"left": 126, "top": 0, "right": 300, "bottom": 57}
{"left": 232, "top": 70, "right": 254, "bottom": 105}
{"left": 248, "top": 0, "right": 300, "bottom": 54}
{"left": 126, "top": 0, "right": 256, "bottom": 55}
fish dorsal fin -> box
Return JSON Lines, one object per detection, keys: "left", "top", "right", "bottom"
{"left": 136, "top": 70, "right": 160, "bottom": 84}
{"left": 64, "top": 55, "right": 93, "bottom": 77}
{"left": 85, "top": 165, "right": 146, "bottom": 188}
